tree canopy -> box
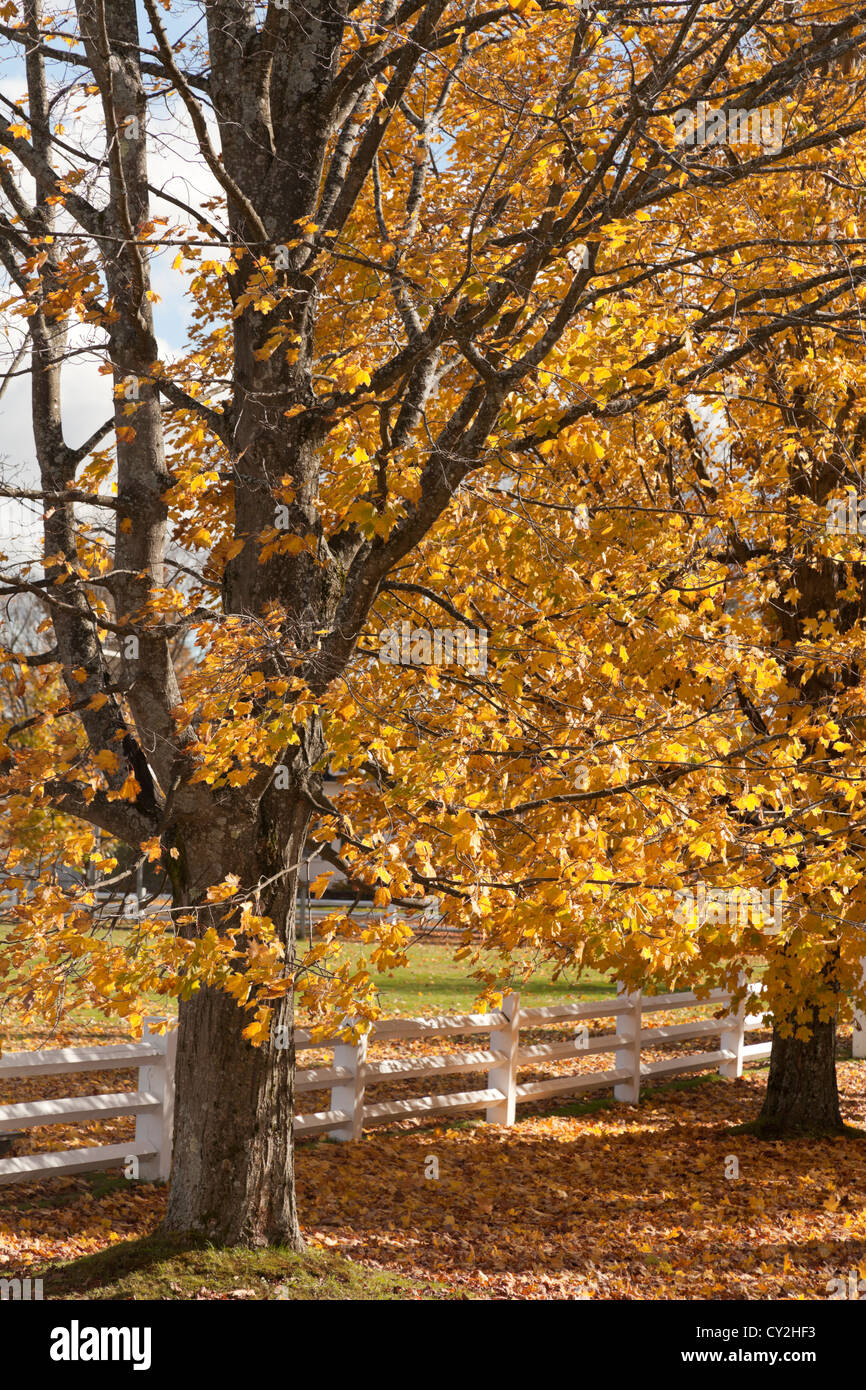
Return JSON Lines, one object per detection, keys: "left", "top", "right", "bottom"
{"left": 1, "top": 0, "right": 865, "bottom": 1240}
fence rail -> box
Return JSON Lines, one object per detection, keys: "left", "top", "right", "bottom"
{"left": 293, "top": 983, "right": 776, "bottom": 1140}
{"left": 0, "top": 985, "right": 777, "bottom": 1185}
{"left": 0, "top": 1024, "right": 175, "bottom": 1185}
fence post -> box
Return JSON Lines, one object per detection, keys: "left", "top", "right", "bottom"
{"left": 720, "top": 974, "right": 746, "bottom": 1079}
{"left": 614, "top": 985, "right": 641, "bottom": 1103}
{"left": 331, "top": 1030, "right": 367, "bottom": 1142}
{"left": 854, "top": 959, "right": 866, "bottom": 1060}
{"left": 135, "top": 1021, "right": 176, "bottom": 1180}
{"left": 487, "top": 992, "right": 520, "bottom": 1125}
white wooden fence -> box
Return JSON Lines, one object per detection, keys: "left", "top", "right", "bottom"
{"left": 0, "top": 986, "right": 775, "bottom": 1184}
{"left": 294, "top": 983, "right": 772, "bottom": 1141}
{"left": 0, "top": 1023, "right": 175, "bottom": 1185}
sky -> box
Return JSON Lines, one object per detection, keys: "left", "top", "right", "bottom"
{"left": 0, "top": 3, "right": 222, "bottom": 555}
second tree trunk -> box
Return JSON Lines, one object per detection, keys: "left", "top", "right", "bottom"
{"left": 757, "top": 1008, "right": 844, "bottom": 1137}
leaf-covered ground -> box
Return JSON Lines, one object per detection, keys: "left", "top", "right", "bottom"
{"left": 1, "top": 1016, "right": 864, "bottom": 1300}
{"left": 295, "top": 1062, "right": 866, "bottom": 1300}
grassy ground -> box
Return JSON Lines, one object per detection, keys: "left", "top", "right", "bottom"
{"left": 324, "top": 941, "right": 614, "bottom": 1015}
{"left": 42, "top": 1216, "right": 449, "bottom": 1300}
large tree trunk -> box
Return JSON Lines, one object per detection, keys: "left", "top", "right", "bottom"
{"left": 162, "top": 778, "right": 314, "bottom": 1247}
{"left": 757, "top": 1007, "right": 844, "bottom": 1137}
{"left": 164, "top": 986, "right": 301, "bottom": 1247}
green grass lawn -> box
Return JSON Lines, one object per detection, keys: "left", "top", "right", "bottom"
{"left": 317, "top": 941, "right": 614, "bottom": 1015}
{"left": 40, "top": 1220, "right": 449, "bottom": 1300}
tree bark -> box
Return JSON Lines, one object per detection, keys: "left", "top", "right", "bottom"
{"left": 757, "top": 1007, "right": 844, "bottom": 1137}
{"left": 164, "top": 985, "right": 301, "bottom": 1247}
{"left": 162, "top": 776, "right": 314, "bottom": 1247}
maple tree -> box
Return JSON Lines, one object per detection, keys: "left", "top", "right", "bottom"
{"left": 606, "top": 118, "right": 866, "bottom": 1135}
{"left": 679, "top": 315, "right": 866, "bottom": 1136}
{"left": 0, "top": 0, "right": 865, "bottom": 1248}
